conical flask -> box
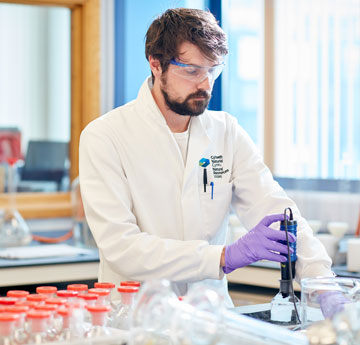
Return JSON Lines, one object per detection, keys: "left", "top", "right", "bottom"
{"left": 0, "top": 158, "right": 32, "bottom": 247}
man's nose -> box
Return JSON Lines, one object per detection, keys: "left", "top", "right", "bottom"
{"left": 197, "top": 73, "right": 213, "bottom": 90}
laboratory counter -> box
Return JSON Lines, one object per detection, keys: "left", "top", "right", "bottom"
{"left": 227, "top": 261, "right": 360, "bottom": 292}
{"left": 0, "top": 242, "right": 358, "bottom": 292}
{"left": 0, "top": 229, "right": 99, "bottom": 290}
{"left": 0, "top": 227, "right": 359, "bottom": 292}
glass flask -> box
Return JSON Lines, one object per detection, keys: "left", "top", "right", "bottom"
{"left": 77, "top": 293, "right": 97, "bottom": 308}
{"left": 0, "top": 159, "right": 32, "bottom": 247}
{"left": 88, "top": 288, "right": 111, "bottom": 306}
{"left": 26, "top": 294, "right": 47, "bottom": 305}
{"left": 7, "top": 290, "right": 29, "bottom": 302}
{"left": 0, "top": 313, "right": 19, "bottom": 345}
{"left": 130, "top": 279, "right": 177, "bottom": 345}
{"left": 120, "top": 281, "right": 141, "bottom": 288}
{"left": 36, "top": 286, "right": 58, "bottom": 298}
{"left": 57, "top": 307, "right": 85, "bottom": 341}
{"left": 0, "top": 298, "right": 17, "bottom": 307}
{"left": 112, "top": 286, "right": 139, "bottom": 330}
{"left": 77, "top": 293, "right": 98, "bottom": 324}
{"left": 129, "top": 279, "right": 309, "bottom": 345}
{"left": 332, "top": 301, "right": 360, "bottom": 345}
{"left": 270, "top": 290, "right": 301, "bottom": 324}
{"left": 175, "top": 284, "right": 309, "bottom": 345}
{"left": 44, "top": 298, "right": 67, "bottom": 309}
{"left": 0, "top": 210, "right": 4, "bottom": 236}
{"left": 94, "top": 282, "right": 116, "bottom": 323}
{"left": 301, "top": 277, "right": 360, "bottom": 328}
{"left": 34, "top": 303, "right": 60, "bottom": 340}
{"left": 172, "top": 284, "right": 223, "bottom": 345}
{"left": 26, "top": 310, "right": 51, "bottom": 344}
{"left": 67, "top": 284, "right": 88, "bottom": 293}
{"left": 305, "top": 301, "right": 360, "bottom": 345}
{"left": 85, "top": 305, "right": 112, "bottom": 338}
{"left": 94, "top": 282, "right": 115, "bottom": 296}
{"left": 56, "top": 290, "right": 79, "bottom": 306}
{"left": 67, "top": 303, "right": 87, "bottom": 337}
{"left": 4, "top": 305, "right": 29, "bottom": 345}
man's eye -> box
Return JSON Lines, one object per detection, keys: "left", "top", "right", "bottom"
{"left": 185, "top": 68, "right": 200, "bottom": 76}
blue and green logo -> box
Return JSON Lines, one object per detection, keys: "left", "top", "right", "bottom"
{"left": 199, "top": 158, "right": 210, "bottom": 167}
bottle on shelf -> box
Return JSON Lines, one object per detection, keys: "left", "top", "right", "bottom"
{"left": 0, "top": 158, "right": 32, "bottom": 248}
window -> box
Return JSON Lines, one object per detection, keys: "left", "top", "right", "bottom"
{"left": 0, "top": 4, "right": 71, "bottom": 150}
{"left": 114, "top": 0, "right": 207, "bottom": 108}
{"left": 221, "top": 0, "right": 263, "bottom": 147}
{"left": 113, "top": 1, "right": 360, "bottom": 182}
{"left": 221, "top": 0, "right": 360, "bottom": 181}
{"left": 274, "top": 0, "right": 360, "bottom": 179}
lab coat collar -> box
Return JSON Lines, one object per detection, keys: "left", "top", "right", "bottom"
{"left": 136, "top": 77, "right": 212, "bottom": 185}
{"left": 135, "top": 77, "right": 168, "bottom": 128}
{"left": 136, "top": 77, "right": 212, "bottom": 136}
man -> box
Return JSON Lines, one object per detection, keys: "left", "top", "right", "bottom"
{"left": 79, "top": 8, "right": 332, "bottom": 307}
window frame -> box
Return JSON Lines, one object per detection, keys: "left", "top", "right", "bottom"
{"left": 0, "top": 0, "right": 100, "bottom": 218}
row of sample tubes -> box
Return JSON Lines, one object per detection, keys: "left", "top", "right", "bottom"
{"left": 0, "top": 280, "right": 141, "bottom": 344}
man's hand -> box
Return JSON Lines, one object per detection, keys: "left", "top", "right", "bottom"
{"left": 222, "top": 214, "right": 295, "bottom": 274}
{"left": 318, "top": 291, "right": 350, "bottom": 319}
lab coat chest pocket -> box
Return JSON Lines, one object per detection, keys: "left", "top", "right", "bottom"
{"left": 200, "top": 182, "right": 233, "bottom": 239}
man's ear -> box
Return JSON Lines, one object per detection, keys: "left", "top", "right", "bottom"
{"left": 149, "top": 56, "right": 162, "bottom": 79}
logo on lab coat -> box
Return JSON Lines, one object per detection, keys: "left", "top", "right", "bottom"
{"left": 210, "top": 155, "right": 229, "bottom": 178}
{"left": 199, "top": 158, "right": 210, "bottom": 167}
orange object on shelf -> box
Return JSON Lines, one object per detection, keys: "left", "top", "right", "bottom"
{"left": 0, "top": 128, "right": 22, "bottom": 163}
{"left": 356, "top": 208, "right": 360, "bottom": 237}
{"left": 32, "top": 230, "right": 73, "bottom": 243}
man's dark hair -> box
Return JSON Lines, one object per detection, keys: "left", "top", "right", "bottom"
{"left": 145, "top": 8, "right": 228, "bottom": 82}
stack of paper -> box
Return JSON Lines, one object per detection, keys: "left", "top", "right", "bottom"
{"left": 0, "top": 244, "right": 93, "bottom": 259}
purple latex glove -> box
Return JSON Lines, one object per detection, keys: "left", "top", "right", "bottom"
{"left": 318, "top": 291, "right": 350, "bottom": 319}
{"left": 223, "top": 214, "right": 296, "bottom": 274}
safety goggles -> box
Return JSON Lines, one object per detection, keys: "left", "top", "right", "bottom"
{"left": 169, "top": 59, "right": 225, "bottom": 83}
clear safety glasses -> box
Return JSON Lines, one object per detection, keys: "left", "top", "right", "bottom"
{"left": 169, "top": 59, "right": 225, "bottom": 83}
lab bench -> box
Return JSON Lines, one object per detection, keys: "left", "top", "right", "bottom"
{"left": 227, "top": 261, "right": 360, "bottom": 297}
{"left": 0, "top": 228, "right": 99, "bottom": 292}
{"left": 0, "top": 234, "right": 358, "bottom": 292}
{"left": 0, "top": 249, "right": 99, "bottom": 288}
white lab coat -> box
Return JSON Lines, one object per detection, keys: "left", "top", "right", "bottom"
{"left": 79, "top": 77, "right": 333, "bottom": 307}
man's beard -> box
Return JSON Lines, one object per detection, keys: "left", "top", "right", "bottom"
{"left": 160, "top": 75, "right": 211, "bottom": 116}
